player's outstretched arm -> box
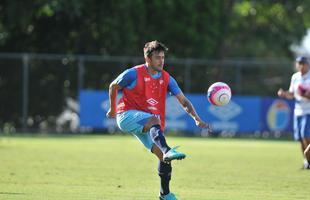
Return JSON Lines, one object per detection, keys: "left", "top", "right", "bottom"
{"left": 175, "top": 92, "right": 211, "bottom": 130}
{"left": 106, "top": 81, "right": 122, "bottom": 118}
{"left": 277, "top": 88, "right": 294, "bottom": 99}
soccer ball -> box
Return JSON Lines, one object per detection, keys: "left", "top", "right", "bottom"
{"left": 207, "top": 82, "right": 231, "bottom": 106}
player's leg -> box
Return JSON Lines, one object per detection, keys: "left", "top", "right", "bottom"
{"left": 301, "top": 138, "right": 310, "bottom": 153}
{"left": 143, "top": 116, "right": 170, "bottom": 153}
{"left": 144, "top": 116, "right": 186, "bottom": 162}
{"left": 151, "top": 144, "right": 164, "bottom": 161}
{"left": 116, "top": 110, "right": 184, "bottom": 161}
{"left": 301, "top": 139, "right": 310, "bottom": 169}
{"left": 143, "top": 117, "right": 181, "bottom": 158}
{"left": 140, "top": 130, "right": 177, "bottom": 199}
{"left": 151, "top": 145, "right": 178, "bottom": 200}
{"left": 304, "top": 143, "right": 310, "bottom": 169}
{"left": 303, "top": 115, "right": 310, "bottom": 168}
{"left": 116, "top": 111, "right": 178, "bottom": 199}
{"left": 294, "top": 115, "right": 305, "bottom": 165}
{"left": 116, "top": 110, "right": 155, "bottom": 149}
{"left": 152, "top": 145, "right": 172, "bottom": 195}
{"left": 299, "top": 114, "right": 310, "bottom": 169}
{"left": 158, "top": 160, "right": 172, "bottom": 197}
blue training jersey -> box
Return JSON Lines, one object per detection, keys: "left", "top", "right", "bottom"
{"left": 114, "top": 67, "right": 182, "bottom": 96}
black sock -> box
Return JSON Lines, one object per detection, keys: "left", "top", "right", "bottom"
{"left": 158, "top": 161, "right": 172, "bottom": 195}
{"left": 150, "top": 124, "right": 170, "bottom": 153}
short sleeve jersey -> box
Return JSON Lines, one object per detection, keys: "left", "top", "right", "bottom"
{"left": 289, "top": 70, "right": 310, "bottom": 116}
{"left": 115, "top": 67, "right": 182, "bottom": 96}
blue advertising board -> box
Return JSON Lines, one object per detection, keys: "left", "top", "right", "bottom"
{"left": 260, "top": 97, "right": 294, "bottom": 132}
{"left": 80, "top": 90, "right": 287, "bottom": 134}
{"left": 205, "top": 96, "right": 261, "bottom": 133}
{"left": 79, "top": 90, "right": 117, "bottom": 129}
{"left": 165, "top": 95, "right": 261, "bottom": 133}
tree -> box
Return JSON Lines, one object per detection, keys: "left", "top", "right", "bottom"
{"left": 0, "top": 0, "right": 308, "bottom": 57}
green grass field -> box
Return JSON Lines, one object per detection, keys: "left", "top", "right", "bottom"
{"left": 0, "top": 135, "right": 308, "bottom": 200}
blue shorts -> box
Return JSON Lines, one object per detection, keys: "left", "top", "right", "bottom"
{"left": 294, "top": 114, "right": 310, "bottom": 141}
{"left": 116, "top": 110, "right": 154, "bottom": 150}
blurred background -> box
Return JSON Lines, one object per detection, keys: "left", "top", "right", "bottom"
{"left": 1, "top": 0, "right": 309, "bottom": 137}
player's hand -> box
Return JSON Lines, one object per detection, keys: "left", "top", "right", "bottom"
{"left": 195, "top": 119, "right": 212, "bottom": 132}
{"left": 277, "top": 88, "right": 286, "bottom": 98}
{"left": 106, "top": 109, "right": 116, "bottom": 118}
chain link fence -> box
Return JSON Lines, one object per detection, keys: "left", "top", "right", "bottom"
{"left": 0, "top": 53, "right": 294, "bottom": 133}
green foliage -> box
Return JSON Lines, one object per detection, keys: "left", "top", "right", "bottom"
{"left": 0, "top": 0, "right": 309, "bottom": 57}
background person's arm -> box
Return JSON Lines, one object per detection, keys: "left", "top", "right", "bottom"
{"left": 277, "top": 88, "right": 294, "bottom": 99}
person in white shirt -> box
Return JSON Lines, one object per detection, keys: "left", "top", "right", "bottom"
{"left": 277, "top": 56, "right": 310, "bottom": 169}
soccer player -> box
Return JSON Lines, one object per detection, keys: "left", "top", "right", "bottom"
{"left": 106, "top": 40, "right": 210, "bottom": 199}
{"left": 277, "top": 56, "right": 310, "bottom": 169}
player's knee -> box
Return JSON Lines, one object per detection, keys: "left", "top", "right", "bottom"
{"left": 148, "top": 116, "right": 160, "bottom": 126}
{"left": 144, "top": 116, "right": 160, "bottom": 132}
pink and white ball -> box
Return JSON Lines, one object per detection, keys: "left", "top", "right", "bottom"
{"left": 207, "top": 82, "right": 231, "bottom": 106}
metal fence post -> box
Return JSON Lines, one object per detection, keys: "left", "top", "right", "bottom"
{"left": 22, "top": 54, "right": 29, "bottom": 132}
{"left": 184, "top": 59, "right": 191, "bottom": 93}
{"left": 235, "top": 63, "right": 242, "bottom": 94}
{"left": 78, "top": 56, "right": 85, "bottom": 92}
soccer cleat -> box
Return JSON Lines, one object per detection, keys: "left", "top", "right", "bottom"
{"left": 163, "top": 146, "right": 186, "bottom": 162}
{"left": 159, "top": 192, "right": 178, "bottom": 200}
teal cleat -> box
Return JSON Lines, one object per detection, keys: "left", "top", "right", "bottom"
{"left": 159, "top": 192, "right": 178, "bottom": 200}
{"left": 163, "top": 146, "right": 186, "bottom": 162}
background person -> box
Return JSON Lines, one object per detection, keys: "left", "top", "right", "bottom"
{"left": 277, "top": 56, "right": 310, "bottom": 169}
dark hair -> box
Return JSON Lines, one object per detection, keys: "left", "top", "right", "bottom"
{"left": 143, "top": 40, "right": 168, "bottom": 58}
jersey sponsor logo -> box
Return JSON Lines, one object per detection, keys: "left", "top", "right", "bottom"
{"left": 147, "top": 98, "right": 158, "bottom": 106}
{"left": 144, "top": 77, "right": 151, "bottom": 82}
{"left": 159, "top": 79, "right": 164, "bottom": 84}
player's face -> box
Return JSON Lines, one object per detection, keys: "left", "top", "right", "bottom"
{"left": 147, "top": 51, "right": 165, "bottom": 72}
{"left": 295, "top": 62, "right": 303, "bottom": 71}
{"left": 295, "top": 62, "right": 309, "bottom": 74}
